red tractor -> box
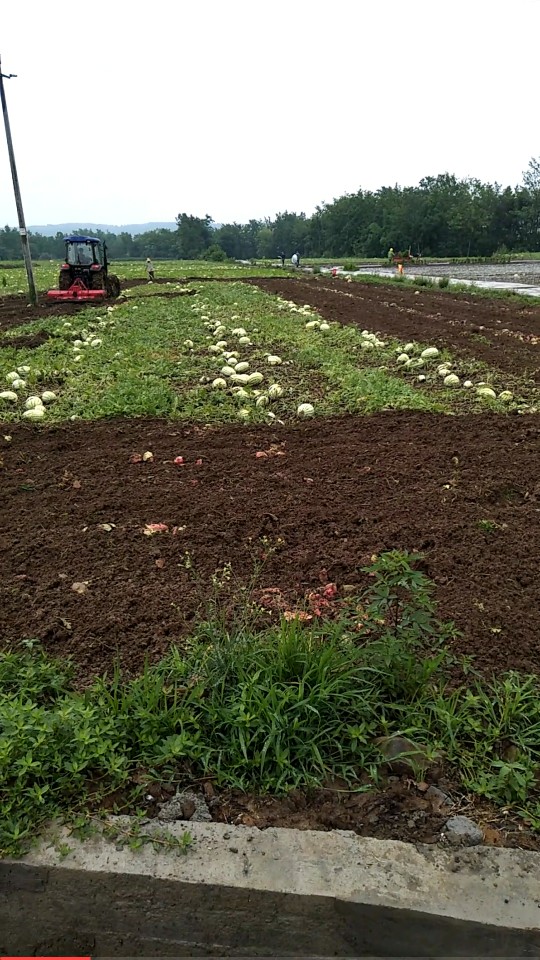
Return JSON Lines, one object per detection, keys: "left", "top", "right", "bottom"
{"left": 47, "top": 235, "right": 121, "bottom": 302}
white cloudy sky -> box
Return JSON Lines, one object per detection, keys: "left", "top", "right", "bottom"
{"left": 1, "top": 0, "right": 539, "bottom": 227}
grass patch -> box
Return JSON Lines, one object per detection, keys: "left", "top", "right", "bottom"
{"left": 1, "top": 551, "right": 539, "bottom": 857}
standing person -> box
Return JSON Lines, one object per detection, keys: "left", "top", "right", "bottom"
{"left": 387, "top": 246, "right": 394, "bottom": 264}
{"left": 145, "top": 257, "right": 155, "bottom": 282}
{"left": 279, "top": 251, "right": 285, "bottom": 267}
{"left": 291, "top": 252, "right": 299, "bottom": 268}
{"left": 296, "top": 251, "right": 301, "bottom": 268}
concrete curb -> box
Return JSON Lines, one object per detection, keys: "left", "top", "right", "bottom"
{"left": 1, "top": 819, "right": 539, "bottom": 956}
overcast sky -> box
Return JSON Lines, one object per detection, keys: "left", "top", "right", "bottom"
{"left": 1, "top": 0, "right": 539, "bottom": 228}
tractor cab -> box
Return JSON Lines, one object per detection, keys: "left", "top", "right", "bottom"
{"left": 60, "top": 235, "right": 108, "bottom": 286}
{"left": 48, "top": 235, "right": 120, "bottom": 301}
{"left": 65, "top": 237, "right": 104, "bottom": 268}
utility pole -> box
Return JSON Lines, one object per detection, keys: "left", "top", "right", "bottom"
{"left": 0, "top": 55, "right": 37, "bottom": 305}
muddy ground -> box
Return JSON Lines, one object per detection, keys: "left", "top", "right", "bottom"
{"left": 251, "top": 277, "right": 540, "bottom": 383}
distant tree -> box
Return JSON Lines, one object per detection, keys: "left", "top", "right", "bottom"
{"left": 175, "top": 213, "right": 213, "bottom": 259}
{"left": 256, "top": 225, "right": 275, "bottom": 258}
{"left": 117, "top": 231, "right": 135, "bottom": 258}
{"left": 520, "top": 157, "right": 540, "bottom": 250}
{"left": 272, "top": 211, "right": 310, "bottom": 257}
{"left": 134, "top": 228, "right": 180, "bottom": 260}
{"left": 245, "top": 220, "right": 263, "bottom": 258}
{"left": 214, "top": 224, "right": 247, "bottom": 259}
{"left": 203, "top": 243, "right": 228, "bottom": 262}
{"left": 6, "top": 165, "right": 540, "bottom": 265}
{"left": 523, "top": 157, "right": 540, "bottom": 192}
{"left": 0, "top": 226, "right": 21, "bottom": 259}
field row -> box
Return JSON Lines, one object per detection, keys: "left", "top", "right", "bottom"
{"left": 1, "top": 280, "right": 536, "bottom": 427}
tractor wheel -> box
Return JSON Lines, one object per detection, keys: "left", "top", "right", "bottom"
{"left": 105, "top": 274, "right": 121, "bottom": 299}
{"left": 59, "top": 271, "right": 71, "bottom": 291}
{"left": 92, "top": 270, "right": 105, "bottom": 290}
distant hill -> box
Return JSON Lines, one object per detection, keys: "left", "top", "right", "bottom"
{"left": 28, "top": 222, "right": 177, "bottom": 237}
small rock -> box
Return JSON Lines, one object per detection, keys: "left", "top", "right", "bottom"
{"left": 202, "top": 780, "right": 215, "bottom": 799}
{"left": 500, "top": 741, "right": 519, "bottom": 763}
{"left": 157, "top": 790, "right": 212, "bottom": 823}
{"left": 71, "top": 581, "right": 89, "bottom": 595}
{"left": 229, "top": 846, "right": 239, "bottom": 854}
{"left": 444, "top": 816, "right": 483, "bottom": 846}
{"left": 426, "top": 785, "right": 451, "bottom": 811}
{"left": 375, "top": 735, "right": 436, "bottom": 774}
{"left": 182, "top": 799, "right": 196, "bottom": 820}
{"left": 156, "top": 796, "right": 183, "bottom": 821}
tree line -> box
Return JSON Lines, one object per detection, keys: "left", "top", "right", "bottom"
{"left": 3, "top": 160, "right": 540, "bottom": 263}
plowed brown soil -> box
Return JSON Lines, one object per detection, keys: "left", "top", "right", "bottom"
{"left": 251, "top": 277, "right": 540, "bottom": 381}
{"left": 2, "top": 414, "right": 538, "bottom": 684}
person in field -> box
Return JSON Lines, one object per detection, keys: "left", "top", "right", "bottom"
{"left": 145, "top": 258, "right": 155, "bottom": 281}
{"left": 291, "top": 252, "right": 300, "bottom": 268}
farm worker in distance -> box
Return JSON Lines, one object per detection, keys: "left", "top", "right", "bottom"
{"left": 279, "top": 251, "right": 285, "bottom": 267}
{"left": 145, "top": 258, "right": 155, "bottom": 282}
{"left": 387, "top": 246, "right": 394, "bottom": 264}
{"left": 291, "top": 252, "right": 299, "bottom": 268}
